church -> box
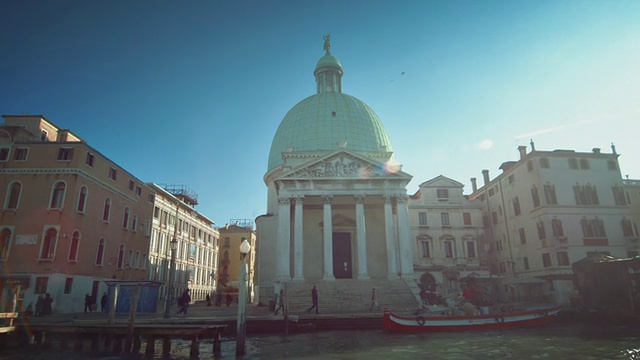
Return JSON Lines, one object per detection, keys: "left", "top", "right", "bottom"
{"left": 255, "top": 36, "right": 419, "bottom": 311}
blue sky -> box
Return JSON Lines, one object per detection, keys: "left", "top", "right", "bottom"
{"left": 2, "top": 1, "right": 639, "bottom": 226}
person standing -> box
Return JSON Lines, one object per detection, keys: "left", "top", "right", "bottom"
{"left": 370, "top": 288, "right": 380, "bottom": 310}
{"left": 307, "top": 285, "right": 319, "bottom": 314}
{"left": 84, "top": 293, "right": 93, "bottom": 313}
{"left": 100, "top": 292, "right": 107, "bottom": 312}
{"left": 178, "top": 289, "right": 191, "bottom": 315}
{"left": 43, "top": 293, "right": 53, "bottom": 315}
{"left": 206, "top": 294, "right": 211, "bottom": 306}
{"left": 274, "top": 289, "right": 285, "bottom": 315}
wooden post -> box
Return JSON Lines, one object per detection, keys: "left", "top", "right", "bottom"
{"left": 212, "top": 331, "right": 221, "bottom": 354}
{"left": 145, "top": 336, "right": 156, "bottom": 355}
{"left": 132, "top": 335, "right": 142, "bottom": 354}
{"left": 189, "top": 335, "right": 199, "bottom": 358}
{"left": 107, "top": 284, "right": 118, "bottom": 325}
{"left": 162, "top": 335, "right": 171, "bottom": 355}
{"left": 125, "top": 285, "right": 140, "bottom": 353}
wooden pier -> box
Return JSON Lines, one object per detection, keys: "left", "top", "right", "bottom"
{"left": 21, "top": 323, "right": 226, "bottom": 357}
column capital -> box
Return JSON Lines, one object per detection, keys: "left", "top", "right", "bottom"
{"left": 294, "top": 195, "right": 305, "bottom": 204}
{"left": 277, "top": 197, "right": 291, "bottom": 206}
{"left": 394, "top": 195, "right": 409, "bottom": 204}
{"left": 322, "top": 195, "right": 333, "bottom": 204}
{"left": 354, "top": 195, "right": 366, "bottom": 204}
{"left": 382, "top": 195, "right": 394, "bottom": 204}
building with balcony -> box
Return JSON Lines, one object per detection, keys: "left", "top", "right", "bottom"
{"left": 0, "top": 115, "right": 154, "bottom": 313}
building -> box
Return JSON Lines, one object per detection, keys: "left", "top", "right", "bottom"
{"left": 468, "top": 142, "right": 635, "bottom": 304}
{"left": 408, "top": 175, "right": 489, "bottom": 301}
{"left": 623, "top": 178, "right": 640, "bottom": 257}
{"left": 146, "top": 184, "right": 219, "bottom": 304}
{"left": 0, "top": 115, "right": 154, "bottom": 313}
{"left": 217, "top": 221, "right": 256, "bottom": 301}
{"left": 256, "top": 36, "right": 416, "bottom": 308}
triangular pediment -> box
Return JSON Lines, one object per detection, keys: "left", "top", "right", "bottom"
{"left": 278, "top": 149, "right": 412, "bottom": 181}
{"left": 419, "top": 175, "right": 463, "bottom": 189}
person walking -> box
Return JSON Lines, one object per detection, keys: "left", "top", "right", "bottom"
{"left": 84, "top": 293, "right": 93, "bottom": 313}
{"left": 177, "top": 289, "right": 191, "bottom": 315}
{"left": 100, "top": 292, "right": 107, "bottom": 312}
{"left": 370, "top": 287, "right": 380, "bottom": 310}
{"left": 307, "top": 285, "right": 319, "bottom": 314}
{"left": 274, "top": 289, "right": 285, "bottom": 315}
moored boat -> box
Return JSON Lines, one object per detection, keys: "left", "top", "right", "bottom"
{"left": 382, "top": 305, "right": 562, "bottom": 332}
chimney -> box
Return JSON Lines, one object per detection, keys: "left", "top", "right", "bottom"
{"left": 611, "top": 143, "right": 617, "bottom": 154}
{"left": 592, "top": 148, "right": 601, "bottom": 154}
{"left": 471, "top": 178, "right": 477, "bottom": 192}
{"left": 530, "top": 139, "right": 536, "bottom": 152}
{"left": 482, "top": 170, "right": 490, "bottom": 186}
{"left": 517, "top": 146, "right": 527, "bottom": 159}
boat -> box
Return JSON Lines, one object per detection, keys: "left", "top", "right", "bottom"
{"left": 382, "top": 305, "right": 563, "bottom": 332}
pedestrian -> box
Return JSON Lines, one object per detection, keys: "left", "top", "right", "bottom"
{"left": 84, "top": 293, "right": 93, "bottom": 313}
{"left": 177, "top": 289, "right": 191, "bottom": 315}
{"left": 215, "top": 292, "right": 222, "bottom": 306}
{"left": 42, "top": 293, "right": 53, "bottom": 315}
{"left": 101, "top": 292, "right": 107, "bottom": 312}
{"left": 274, "top": 289, "right": 285, "bottom": 315}
{"left": 226, "top": 293, "right": 232, "bottom": 307}
{"left": 206, "top": 294, "right": 211, "bottom": 306}
{"left": 35, "top": 295, "right": 44, "bottom": 316}
{"left": 307, "top": 285, "right": 319, "bottom": 314}
{"left": 370, "top": 287, "right": 380, "bottom": 310}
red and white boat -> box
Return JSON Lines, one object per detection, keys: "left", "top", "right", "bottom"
{"left": 382, "top": 305, "right": 563, "bottom": 332}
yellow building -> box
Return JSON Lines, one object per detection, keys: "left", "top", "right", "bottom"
{"left": 0, "top": 115, "right": 154, "bottom": 313}
{"left": 217, "top": 221, "right": 256, "bottom": 301}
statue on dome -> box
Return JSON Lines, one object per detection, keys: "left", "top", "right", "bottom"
{"left": 323, "top": 33, "right": 331, "bottom": 54}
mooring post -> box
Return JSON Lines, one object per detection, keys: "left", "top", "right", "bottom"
{"left": 190, "top": 335, "right": 199, "bottom": 358}
{"left": 125, "top": 285, "right": 141, "bottom": 353}
{"left": 145, "top": 336, "right": 156, "bottom": 355}
{"left": 162, "top": 335, "right": 171, "bottom": 355}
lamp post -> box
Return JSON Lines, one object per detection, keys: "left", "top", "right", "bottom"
{"left": 236, "top": 238, "right": 251, "bottom": 356}
{"left": 163, "top": 237, "right": 178, "bottom": 319}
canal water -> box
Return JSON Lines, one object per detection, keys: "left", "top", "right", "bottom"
{"left": 1, "top": 323, "right": 639, "bottom": 359}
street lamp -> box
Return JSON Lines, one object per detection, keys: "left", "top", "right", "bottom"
{"left": 163, "top": 237, "right": 179, "bottom": 319}
{"left": 236, "top": 238, "right": 251, "bottom": 356}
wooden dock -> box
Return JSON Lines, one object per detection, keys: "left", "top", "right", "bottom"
{"left": 0, "top": 312, "right": 18, "bottom": 334}
{"left": 20, "top": 322, "right": 226, "bottom": 357}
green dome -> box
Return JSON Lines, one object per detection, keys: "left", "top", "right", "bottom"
{"left": 314, "top": 54, "right": 343, "bottom": 74}
{"left": 267, "top": 92, "right": 394, "bottom": 171}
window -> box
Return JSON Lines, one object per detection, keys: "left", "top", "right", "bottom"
{"left": 607, "top": 160, "right": 618, "bottom": 171}
{"left": 122, "top": 207, "right": 130, "bottom": 228}
{"left": 108, "top": 167, "right": 117, "bottom": 180}
{"left": 96, "top": 238, "right": 105, "bottom": 265}
{"left": 40, "top": 130, "right": 48, "bottom": 141}
{"left": 102, "top": 198, "right": 111, "bottom": 222}
{"left": 519, "top": 228, "right": 526, "bottom": 245}
{"left": 542, "top": 253, "right": 552, "bottom": 267}
{"left": 77, "top": 186, "right": 87, "bottom": 213}
{"left": 153, "top": 206, "right": 160, "bottom": 219}
{"left": 466, "top": 241, "right": 476, "bottom": 258}
{"left": 537, "top": 220, "right": 547, "bottom": 240}
{"left": 68, "top": 231, "right": 80, "bottom": 261}
{"left": 444, "top": 241, "right": 454, "bottom": 258}
{"left": 136, "top": 186, "right": 142, "bottom": 196}
{"left": 128, "top": 180, "right": 134, "bottom": 191}
{"left": 557, "top": 252, "right": 570, "bottom": 266}
{"left": 128, "top": 249, "right": 134, "bottom": 268}
{"left": 5, "top": 181, "right": 21, "bottom": 209}
{"left": 0, "top": 147, "right": 9, "bottom": 161}
{"left": 57, "top": 147, "right": 73, "bottom": 161}
{"left": 418, "top": 236, "right": 430, "bottom": 258}
{"left": 117, "top": 244, "right": 125, "bottom": 269}
{"left": 523, "top": 257, "right": 529, "bottom": 270}
{"left": 544, "top": 184, "right": 558, "bottom": 205}
{"left": 35, "top": 277, "right": 49, "bottom": 294}
{"left": 622, "top": 218, "right": 634, "bottom": 237}
{"left": 14, "top": 148, "right": 28, "bottom": 161}
{"left": 552, "top": 218, "right": 564, "bottom": 237}
{"left": 507, "top": 174, "right": 514, "bottom": 185}
{"left": 85, "top": 152, "right": 94, "bottom": 167}
{"left": 513, "top": 197, "right": 521, "bottom": 216}
{"left": 40, "top": 227, "right": 58, "bottom": 260}
{"left": 531, "top": 186, "right": 540, "bottom": 208}
{"left": 135, "top": 251, "right": 140, "bottom": 268}
{"left": 612, "top": 185, "right": 627, "bottom": 206}
{"left": 579, "top": 159, "right": 590, "bottom": 169}
{"left": 132, "top": 214, "right": 138, "bottom": 232}
{"left": 141, "top": 253, "right": 147, "bottom": 270}
{"left": 568, "top": 158, "right": 578, "bottom": 169}
{"left": 488, "top": 188, "right": 495, "bottom": 197}
{"left": 50, "top": 181, "right": 66, "bottom": 209}
{"left": 463, "top": 212, "right": 472, "bottom": 226}
{"left": 418, "top": 212, "right": 427, "bottom": 226}
{"left": 441, "top": 212, "right": 450, "bottom": 226}
{"left": 0, "top": 228, "right": 12, "bottom": 260}
{"left": 581, "top": 217, "right": 607, "bottom": 238}
{"left": 492, "top": 211, "right": 498, "bottom": 225}
{"left": 64, "top": 278, "right": 73, "bottom": 294}
{"left": 573, "top": 184, "right": 599, "bottom": 205}
{"left": 540, "top": 157, "right": 550, "bottom": 168}
{"left": 437, "top": 189, "right": 449, "bottom": 200}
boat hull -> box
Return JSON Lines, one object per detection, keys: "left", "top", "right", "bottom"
{"left": 382, "top": 306, "right": 562, "bottom": 332}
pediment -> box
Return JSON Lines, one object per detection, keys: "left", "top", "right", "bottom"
{"left": 419, "top": 175, "right": 463, "bottom": 189}
{"left": 278, "top": 149, "right": 411, "bottom": 181}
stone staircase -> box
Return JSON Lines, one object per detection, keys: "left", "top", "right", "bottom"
{"left": 281, "top": 278, "right": 419, "bottom": 314}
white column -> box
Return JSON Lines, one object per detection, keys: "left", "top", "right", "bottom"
{"left": 293, "top": 196, "right": 304, "bottom": 281}
{"left": 354, "top": 195, "right": 369, "bottom": 279}
{"left": 383, "top": 195, "right": 398, "bottom": 278}
{"left": 322, "top": 195, "right": 335, "bottom": 280}
{"left": 396, "top": 195, "right": 414, "bottom": 278}
{"left": 276, "top": 197, "right": 291, "bottom": 281}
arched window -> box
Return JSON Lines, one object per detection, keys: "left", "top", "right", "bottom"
{"left": 0, "top": 228, "right": 12, "bottom": 260}
{"left": 96, "top": 238, "right": 105, "bottom": 265}
{"left": 223, "top": 250, "right": 229, "bottom": 260}
{"left": 132, "top": 214, "right": 138, "bottom": 232}
{"left": 103, "top": 198, "right": 111, "bottom": 222}
{"left": 5, "top": 182, "right": 21, "bottom": 209}
{"left": 40, "top": 228, "right": 58, "bottom": 260}
{"left": 135, "top": 251, "right": 140, "bottom": 269}
{"left": 122, "top": 207, "right": 130, "bottom": 228}
{"left": 128, "top": 249, "right": 134, "bottom": 268}
{"left": 117, "top": 244, "right": 125, "bottom": 269}
{"left": 68, "top": 230, "right": 80, "bottom": 261}
{"left": 141, "top": 253, "right": 147, "bottom": 270}
{"left": 50, "top": 181, "right": 66, "bottom": 209}
{"left": 77, "top": 186, "right": 87, "bottom": 213}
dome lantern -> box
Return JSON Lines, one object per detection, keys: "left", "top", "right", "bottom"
{"left": 314, "top": 34, "right": 343, "bottom": 94}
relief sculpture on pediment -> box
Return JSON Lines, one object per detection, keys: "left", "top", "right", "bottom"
{"left": 298, "top": 158, "right": 376, "bottom": 178}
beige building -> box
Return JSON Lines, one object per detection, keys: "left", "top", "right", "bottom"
{"left": 0, "top": 115, "right": 154, "bottom": 313}
{"left": 146, "top": 184, "right": 220, "bottom": 304}
{"left": 468, "top": 142, "right": 634, "bottom": 304}
{"left": 217, "top": 221, "right": 256, "bottom": 300}
{"left": 408, "top": 175, "right": 489, "bottom": 301}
